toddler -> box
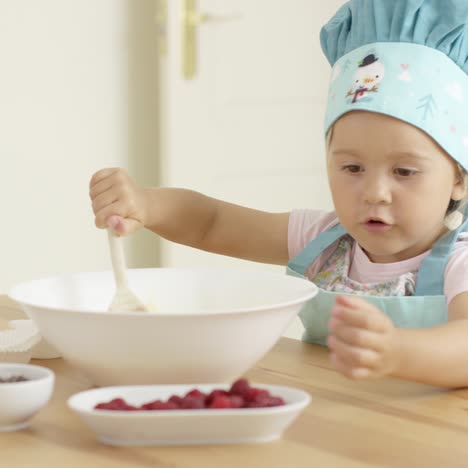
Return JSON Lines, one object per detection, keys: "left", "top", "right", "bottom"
{"left": 90, "top": 0, "right": 468, "bottom": 388}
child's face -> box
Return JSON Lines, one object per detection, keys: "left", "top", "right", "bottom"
{"left": 327, "top": 111, "right": 465, "bottom": 263}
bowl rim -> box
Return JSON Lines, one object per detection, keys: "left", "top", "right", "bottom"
{"left": 8, "top": 267, "right": 319, "bottom": 317}
{"left": 0, "top": 363, "right": 54, "bottom": 387}
{"left": 67, "top": 383, "right": 312, "bottom": 418}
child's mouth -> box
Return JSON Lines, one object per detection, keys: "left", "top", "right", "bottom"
{"left": 363, "top": 219, "right": 392, "bottom": 233}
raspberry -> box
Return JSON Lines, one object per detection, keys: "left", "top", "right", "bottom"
{"left": 206, "top": 389, "right": 229, "bottom": 405}
{"left": 229, "top": 378, "right": 250, "bottom": 397}
{"left": 185, "top": 389, "right": 207, "bottom": 401}
{"left": 210, "top": 395, "right": 233, "bottom": 409}
{"left": 168, "top": 395, "right": 183, "bottom": 406}
{"left": 122, "top": 405, "right": 139, "bottom": 411}
{"left": 209, "top": 394, "right": 245, "bottom": 409}
{"left": 108, "top": 398, "right": 130, "bottom": 410}
{"left": 244, "top": 387, "right": 270, "bottom": 402}
{"left": 264, "top": 396, "right": 285, "bottom": 407}
{"left": 93, "top": 381, "right": 286, "bottom": 411}
{"left": 229, "top": 395, "right": 245, "bottom": 408}
{"left": 161, "top": 401, "right": 179, "bottom": 410}
{"left": 95, "top": 403, "right": 111, "bottom": 410}
{"left": 95, "top": 398, "right": 138, "bottom": 411}
{"left": 247, "top": 396, "right": 285, "bottom": 408}
{"left": 109, "top": 398, "right": 126, "bottom": 406}
{"left": 141, "top": 399, "right": 161, "bottom": 410}
{"left": 141, "top": 400, "right": 179, "bottom": 410}
{"left": 180, "top": 395, "right": 206, "bottom": 409}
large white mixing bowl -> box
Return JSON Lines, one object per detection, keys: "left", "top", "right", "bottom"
{"left": 9, "top": 268, "right": 317, "bottom": 386}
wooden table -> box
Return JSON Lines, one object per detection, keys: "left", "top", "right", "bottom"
{"left": 3, "top": 337, "right": 468, "bottom": 468}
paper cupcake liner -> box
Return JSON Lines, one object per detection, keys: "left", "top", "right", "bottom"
{"left": 0, "top": 320, "right": 41, "bottom": 353}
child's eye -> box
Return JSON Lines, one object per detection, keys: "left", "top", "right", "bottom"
{"left": 394, "top": 168, "right": 418, "bottom": 177}
{"left": 341, "top": 165, "right": 363, "bottom": 174}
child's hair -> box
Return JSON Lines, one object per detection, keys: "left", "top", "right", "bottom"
{"left": 325, "top": 126, "right": 468, "bottom": 218}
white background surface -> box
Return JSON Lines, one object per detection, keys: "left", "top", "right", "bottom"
{"left": 0, "top": 0, "right": 159, "bottom": 291}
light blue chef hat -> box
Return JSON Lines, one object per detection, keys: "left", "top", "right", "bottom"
{"left": 321, "top": 0, "right": 468, "bottom": 171}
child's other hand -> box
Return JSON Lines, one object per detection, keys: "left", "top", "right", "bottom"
{"left": 327, "top": 295, "right": 399, "bottom": 380}
{"left": 89, "top": 168, "right": 148, "bottom": 235}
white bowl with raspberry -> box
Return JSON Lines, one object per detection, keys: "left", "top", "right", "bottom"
{"left": 9, "top": 267, "right": 317, "bottom": 386}
{"left": 0, "top": 363, "right": 55, "bottom": 431}
{"left": 67, "top": 378, "right": 311, "bottom": 446}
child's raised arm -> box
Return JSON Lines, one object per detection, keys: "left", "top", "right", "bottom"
{"left": 89, "top": 168, "right": 290, "bottom": 266}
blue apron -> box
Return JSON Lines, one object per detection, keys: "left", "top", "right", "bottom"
{"left": 287, "top": 209, "right": 468, "bottom": 345}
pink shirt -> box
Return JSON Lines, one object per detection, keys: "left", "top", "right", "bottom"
{"left": 288, "top": 209, "right": 468, "bottom": 305}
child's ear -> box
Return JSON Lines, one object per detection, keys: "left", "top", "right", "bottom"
{"left": 451, "top": 167, "right": 467, "bottom": 202}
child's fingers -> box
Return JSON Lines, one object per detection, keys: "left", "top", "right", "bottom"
{"left": 335, "top": 294, "right": 368, "bottom": 309}
{"left": 329, "top": 352, "right": 371, "bottom": 380}
{"left": 332, "top": 303, "right": 390, "bottom": 333}
{"left": 107, "top": 215, "right": 141, "bottom": 236}
{"left": 94, "top": 200, "right": 131, "bottom": 229}
{"left": 328, "top": 318, "right": 384, "bottom": 352}
{"left": 327, "top": 334, "right": 380, "bottom": 370}
{"left": 106, "top": 215, "right": 121, "bottom": 231}
{"left": 89, "top": 168, "right": 133, "bottom": 200}
{"left": 91, "top": 190, "right": 118, "bottom": 215}
{"left": 89, "top": 176, "right": 117, "bottom": 200}
{"left": 89, "top": 168, "right": 121, "bottom": 190}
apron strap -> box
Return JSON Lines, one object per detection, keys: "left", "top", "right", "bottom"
{"left": 416, "top": 206, "right": 468, "bottom": 296}
{"left": 288, "top": 223, "right": 347, "bottom": 276}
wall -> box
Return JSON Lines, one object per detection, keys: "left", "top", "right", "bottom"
{"left": 0, "top": 0, "right": 159, "bottom": 292}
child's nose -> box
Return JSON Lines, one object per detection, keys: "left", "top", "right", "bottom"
{"left": 363, "top": 176, "right": 392, "bottom": 205}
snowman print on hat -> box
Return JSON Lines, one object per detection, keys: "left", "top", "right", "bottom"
{"left": 347, "top": 54, "right": 385, "bottom": 104}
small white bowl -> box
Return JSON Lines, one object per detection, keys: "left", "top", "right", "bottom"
{"left": 68, "top": 383, "right": 311, "bottom": 446}
{"left": 0, "top": 363, "right": 55, "bottom": 431}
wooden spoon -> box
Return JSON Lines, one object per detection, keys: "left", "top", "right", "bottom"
{"left": 107, "top": 229, "right": 149, "bottom": 312}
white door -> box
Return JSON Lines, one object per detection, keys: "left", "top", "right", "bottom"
{"left": 158, "top": 0, "right": 344, "bottom": 335}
